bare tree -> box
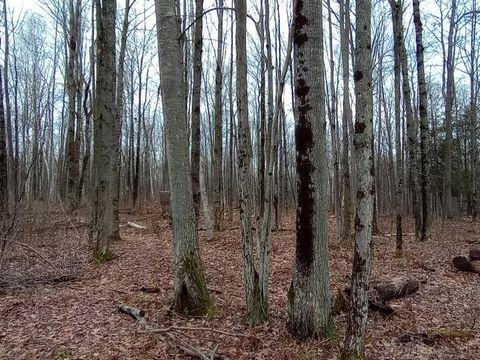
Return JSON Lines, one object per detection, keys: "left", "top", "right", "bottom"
{"left": 155, "top": 0, "right": 212, "bottom": 314}
{"left": 91, "top": 0, "right": 120, "bottom": 259}
{"left": 413, "top": 0, "right": 431, "bottom": 241}
{"left": 287, "top": 0, "right": 332, "bottom": 339}
{"left": 342, "top": 0, "right": 374, "bottom": 356}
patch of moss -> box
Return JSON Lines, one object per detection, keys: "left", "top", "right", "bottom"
{"left": 324, "top": 318, "right": 339, "bottom": 339}
{"left": 340, "top": 352, "right": 367, "bottom": 360}
{"left": 92, "top": 249, "right": 116, "bottom": 264}
{"left": 432, "top": 328, "right": 474, "bottom": 339}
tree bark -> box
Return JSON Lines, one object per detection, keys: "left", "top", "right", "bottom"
{"left": 287, "top": 0, "right": 332, "bottom": 340}
{"left": 389, "top": 0, "right": 403, "bottom": 256}
{"left": 91, "top": 0, "right": 120, "bottom": 259}
{"left": 212, "top": 0, "right": 224, "bottom": 231}
{"left": 155, "top": 0, "right": 211, "bottom": 315}
{"left": 235, "top": 0, "right": 266, "bottom": 325}
{"left": 190, "top": 0, "right": 203, "bottom": 221}
{"left": 340, "top": 0, "right": 353, "bottom": 243}
{"left": 342, "top": 0, "right": 373, "bottom": 357}
{"left": 413, "top": 0, "right": 431, "bottom": 241}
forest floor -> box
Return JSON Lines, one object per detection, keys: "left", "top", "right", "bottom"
{"left": 1, "top": 206, "right": 480, "bottom": 359}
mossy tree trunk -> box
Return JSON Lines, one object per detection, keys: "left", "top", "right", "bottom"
{"left": 287, "top": 0, "right": 332, "bottom": 340}
{"left": 155, "top": 0, "right": 211, "bottom": 315}
{"left": 342, "top": 0, "right": 373, "bottom": 357}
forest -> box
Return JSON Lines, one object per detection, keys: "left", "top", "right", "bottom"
{"left": 0, "top": 0, "right": 479, "bottom": 359}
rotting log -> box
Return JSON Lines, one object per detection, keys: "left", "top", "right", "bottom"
{"left": 373, "top": 277, "right": 419, "bottom": 301}
{"left": 333, "top": 277, "right": 419, "bottom": 315}
{"left": 452, "top": 255, "right": 480, "bottom": 274}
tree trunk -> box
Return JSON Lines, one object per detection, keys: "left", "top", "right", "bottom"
{"left": 287, "top": 0, "right": 332, "bottom": 340}
{"left": 413, "top": 0, "right": 431, "bottom": 241}
{"left": 190, "top": 0, "right": 203, "bottom": 221}
{"left": 389, "top": 0, "right": 403, "bottom": 256}
{"left": 212, "top": 0, "right": 224, "bottom": 231}
{"left": 0, "top": 66, "right": 7, "bottom": 218}
{"left": 91, "top": 0, "right": 120, "bottom": 260}
{"left": 155, "top": 0, "right": 211, "bottom": 315}
{"left": 340, "top": 0, "right": 353, "bottom": 243}
{"left": 342, "top": 0, "right": 373, "bottom": 357}
{"left": 235, "top": 0, "right": 266, "bottom": 325}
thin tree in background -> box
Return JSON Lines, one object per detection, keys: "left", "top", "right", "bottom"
{"left": 91, "top": 0, "right": 120, "bottom": 260}
{"left": 212, "top": 0, "right": 224, "bottom": 231}
{"left": 340, "top": 0, "right": 353, "bottom": 242}
{"left": 389, "top": 0, "right": 403, "bottom": 256}
{"left": 0, "top": 46, "right": 7, "bottom": 218}
{"left": 190, "top": 0, "right": 203, "bottom": 220}
{"left": 155, "top": 0, "right": 211, "bottom": 315}
{"left": 287, "top": 0, "right": 332, "bottom": 339}
{"left": 342, "top": 0, "right": 373, "bottom": 356}
{"left": 236, "top": 0, "right": 266, "bottom": 324}
{"left": 413, "top": 0, "right": 431, "bottom": 241}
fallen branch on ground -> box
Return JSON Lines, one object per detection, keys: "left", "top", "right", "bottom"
{"left": 127, "top": 222, "right": 147, "bottom": 230}
{"left": 117, "top": 304, "right": 231, "bottom": 359}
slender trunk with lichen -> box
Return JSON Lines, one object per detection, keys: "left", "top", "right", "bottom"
{"left": 190, "top": 0, "right": 203, "bottom": 221}
{"left": 155, "top": 0, "right": 211, "bottom": 315}
{"left": 413, "top": 0, "right": 431, "bottom": 241}
{"left": 287, "top": 0, "right": 332, "bottom": 340}
{"left": 342, "top": 0, "right": 373, "bottom": 357}
{"left": 236, "top": 0, "right": 266, "bottom": 325}
{"left": 340, "top": 0, "right": 353, "bottom": 243}
{"left": 389, "top": 0, "right": 403, "bottom": 255}
{"left": 213, "top": 0, "right": 224, "bottom": 231}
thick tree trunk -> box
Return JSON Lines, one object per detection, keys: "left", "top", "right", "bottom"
{"left": 342, "top": 0, "right": 373, "bottom": 357}
{"left": 413, "top": 0, "right": 431, "bottom": 241}
{"left": 155, "top": 0, "right": 211, "bottom": 315}
{"left": 91, "top": 0, "right": 120, "bottom": 260}
{"left": 287, "top": 0, "right": 332, "bottom": 340}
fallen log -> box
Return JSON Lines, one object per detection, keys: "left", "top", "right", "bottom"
{"left": 452, "top": 256, "right": 480, "bottom": 274}
{"left": 373, "top": 277, "right": 419, "bottom": 301}
{"left": 469, "top": 247, "right": 480, "bottom": 261}
{"left": 333, "top": 277, "right": 419, "bottom": 315}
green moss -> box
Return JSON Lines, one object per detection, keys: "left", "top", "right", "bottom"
{"left": 92, "top": 249, "right": 116, "bottom": 264}
{"left": 174, "top": 255, "right": 213, "bottom": 316}
{"left": 324, "top": 318, "right": 339, "bottom": 339}
{"left": 432, "top": 328, "right": 474, "bottom": 339}
{"left": 340, "top": 352, "right": 367, "bottom": 360}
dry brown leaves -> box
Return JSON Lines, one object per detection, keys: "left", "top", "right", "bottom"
{"left": 0, "top": 209, "right": 479, "bottom": 359}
